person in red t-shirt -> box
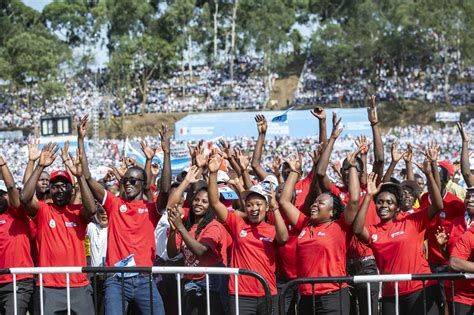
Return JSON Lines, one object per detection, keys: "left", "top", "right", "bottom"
{"left": 78, "top": 117, "right": 170, "bottom": 315}
{"left": 280, "top": 147, "right": 361, "bottom": 315}
{"left": 0, "top": 157, "right": 34, "bottom": 315}
{"left": 353, "top": 159, "right": 444, "bottom": 315}
{"left": 208, "top": 151, "right": 288, "bottom": 315}
{"left": 167, "top": 166, "right": 229, "bottom": 315}
{"left": 21, "top": 142, "right": 96, "bottom": 315}
{"left": 448, "top": 216, "right": 474, "bottom": 315}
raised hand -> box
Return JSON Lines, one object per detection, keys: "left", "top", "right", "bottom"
{"left": 424, "top": 142, "right": 439, "bottom": 163}
{"left": 151, "top": 162, "right": 161, "bottom": 176}
{"left": 27, "top": 136, "right": 41, "bottom": 161}
{"left": 159, "top": 124, "right": 171, "bottom": 154}
{"left": 168, "top": 205, "right": 183, "bottom": 231}
{"left": 267, "top": 156, "right": 282, "bottom": 177}
{"left": 435, "top": 226, "right": 449, "bottom": 246}
{"left": 367, "top": 95, "right": 378, "bottom": 124}
{"left": 457, "top": 122, "right": 469, "bottom": 143}
{"left": 38, "top": 143, "right": 59, "bottom": 167}
{"left": 195, "top": 146, "right": 208, "bottom": 168}
{"left": 415, "top": 159, "right": 432, "bottom": 175}
{"left": 66, "top": 149, "right": 83, "bottom": 177}
{"left": 255, "top": 114, "right": 267, "bottom": 134}
{"left": 390, "top": 141, "right": 405, "bottom": 162}
{"left": 218, "top": 139, "right": 234, "bottom": 160}
{"left": 346, "top": 146, "right": 363, "bottom": 167}
{"left": 264, "top": 184, "right": 278, "bottom": 211}
{"left": 187, "top": 140, "right": 204, "bottom": 159}
{"left": 285, "top": 155, "right": 301, "bottom": 173}
{"left": 330, "top": 112, "right": 343, "bottom": 139}
{"left": 235, "top": 148, "right": 250, "bottom": 171}
{"left": 355, "top": 136, "right": 371, "bottom": 155}
{"left": 402, "top": 143, "right": 413, "bottom": 162}
{"left": 366, "top": 172, "right": 381, "bottom": 196}
{"left": 77, "top": 115, "right": 88, "bottom": 139}
{"left": 310, "top": 106, "right": 326, "bottom": 120}
{"left": 184, "top": 166, "right": 201, "bottom": 184}
{"left": 61, "top": 141, "right": 71, "bottom": 163}
{"left": 208, "top": 150, "right": 223, "bottom": 174}
{"left": 140, "top": 139, "right": 157, "bottom": 160}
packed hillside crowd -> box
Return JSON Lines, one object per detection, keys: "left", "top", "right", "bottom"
{"left": 294, "top": 54, "right": 474, "bottom": 107}
{"left": 1, "top": 97, "right": 474, "bottom": 315}
{"left": 0, "top": 58, "right": 269, "bottom": 129}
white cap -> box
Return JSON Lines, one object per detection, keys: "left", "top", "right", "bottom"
{"left": 241, "top": 184, "right": 268, "bottom": 202}
{"left": 217, "top": 170, "right": 230, "bottom": 183}
{"left": 262, "top": 175, "right": 278, "bottom": 189}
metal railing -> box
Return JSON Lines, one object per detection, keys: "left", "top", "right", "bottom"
{"left": 0, "top": 266, "right": 272, "bottom": 315}
{"left": 279, "top": 273, "right": 474, "bottom": 315}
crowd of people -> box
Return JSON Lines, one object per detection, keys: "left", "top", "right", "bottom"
{"left": 0, "top": 58, "right": 269, "bottom": 129}
{"left": 294, "top": 55, "right": 474, "bottom": 107}
{"left": 1, "top": 97, "right": 474, "bottom": 315}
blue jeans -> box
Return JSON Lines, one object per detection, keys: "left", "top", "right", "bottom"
{"left": 104, "top": 275, "right": 164, "bottom": 315}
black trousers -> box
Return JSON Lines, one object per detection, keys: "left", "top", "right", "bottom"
{"left": 381, "top": 285, "right": 442, "bottom": 315}
{"left": 0, "top": 278, "right": 34, "bottom": 315}
{"left": 298, "top": 287, "right": 350, "bottom": 315}
{"left": 228, "top": 295, "right": 278, "bottom": 315}
{"left": 347, "top": 258, "right": 379, "bottom": 315}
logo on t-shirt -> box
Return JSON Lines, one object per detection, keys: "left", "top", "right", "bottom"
{"left": 138, "top": 208, "right": 148, "bottom": 214}
{"left": 120, "top": 205, "right": 127, "bottom": 213}
{"left": 317, "top": 231, "right": 326, "bottom": 237}
{"left": 340, "top": 192, "right": 346, "bottom": 201}
{"left": 0, "top": 219, "right": 6, "bottom": 225}
{"left": 239, "top": 230, "right": 248, "bottom": 237}
{"left": 65, "top": 222, "right": 77, "bottom": 228}
{"left": 440, "top": 211, "right": 446, "bottom": 220}
{"left": 49, "top": 219, "right": 56, "bottom": 229}
{"left": 259, "top": 237, "right": 273, "bottom": 242}
{"left": 371, "top": 234, "right": 378, "bottom": 242}
{"left": 298, "top": 230, "right": 306, "bottom": 239}
{"left": 390, "top": 231, "right": 405, "bottom": 238}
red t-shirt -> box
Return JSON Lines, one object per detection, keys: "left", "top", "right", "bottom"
{"left": 450, "top": 227, "right": 474, "bottom": 306}
{"left": 294, "top": 213, "right": 351, "bottom": 295}
{"left": 367, "top": 208, "right": 436, "bottom": 296}
{"left": 420, "top": 192, "right": 465, "bottom": 265}
{"left": 224, "top": 211, "right": 278, "bottom": 296}
{"left": 35, "top": 201, "right": 89, "bottom": 287}
{"left": 176, "top": 219, "right": 227, "bottom": 280}
{"left": 102, "top": 191, "right": 161, "bottom": 266}
{"left": 294, "top": 171, "right": 313, "bottom": 211}
{"left": 0, "top": 206, "right": 34, "bottom": 283}
{"left": 331, "top": 183, "right": 379, "bottom": 259}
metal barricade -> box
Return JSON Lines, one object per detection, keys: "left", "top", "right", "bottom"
{"left": 0, "top": 266, "right": 272, "bottom": 315}
{"left": 279, "top": 273, "right": 474, "bottom": 315}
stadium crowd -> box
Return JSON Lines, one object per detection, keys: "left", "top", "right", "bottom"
{"left": 294, "top": 55, "right": 474, "bottom": 107}
{"left": 1, "top": 97, "right": 474, "bottom": 315}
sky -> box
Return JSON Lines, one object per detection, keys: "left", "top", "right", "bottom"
{"left": 23, "top": 0, "right": 50, "bottom": 12}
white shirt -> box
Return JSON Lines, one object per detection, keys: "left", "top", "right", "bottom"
{"left": 86, "top": 222, "right": 108, "bottom": 267}
{"left": 155, "top": 212, "right": 183, "bottom": 262}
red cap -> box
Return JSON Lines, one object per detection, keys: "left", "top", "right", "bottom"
{"left": 438, "top": 160, "right": 454, "bottom": 177}
{"left": 49, "top": 170, "right": 73, "bottom": 184}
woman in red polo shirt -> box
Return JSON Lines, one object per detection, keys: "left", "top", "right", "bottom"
{"left": 167, "top": 166, "right": 229, "bottom": 315}
{"left": 279, "top": 148, "right": 360, "bottom": 315}
{"left": 353, "top": 160, "right": 444, "bottom": 315}
{"left": 208, "top": 152, "right": 288, "bottom": 315}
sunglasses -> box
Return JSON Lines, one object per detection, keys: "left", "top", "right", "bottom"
{"left": 120, "top": 177, "right": 145, "bottom": 185}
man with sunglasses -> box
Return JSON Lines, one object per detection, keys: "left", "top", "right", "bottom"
{"left": 77, "top": 116, "right": 171, "bottom": 315}
{"left": 21, "top": 142, "right": 97, "bottom": 314}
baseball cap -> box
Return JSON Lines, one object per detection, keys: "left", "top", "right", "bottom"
{"left": 438, "top": 160, "right": 454, "bottom": 177}
{"left": 217, "top": 170, "right": 230, "bottom": 184}
{"left": 0, "top": 181, "right": 7, "bottom": 193}
{"left": 49, "top": 170, "right": 73, "bottom": 184}
{"left": 241, "top": 184, "right": 269, "bottom": 203}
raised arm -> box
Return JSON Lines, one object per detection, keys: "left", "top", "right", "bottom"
{"left": 316, "top": 112, "right": 343, "bottom": 192}
{"left": 235, "top": 148, "right": 253, "bottom": 189}
{"left": 302, "top": 146, "right": 323, "bottom": 215}
{"left": 267, "top": 185, "right": 288, "bottom": 245}
{"left": 156, "top": 124, "right": 172, "bottom": 211}
{"left": 280, "top": 156, "right": 303, "bottom": 227}
{"left": 78, "top": 115, "right": 106, "bottom": 202}
{"left": 425, "top": 141, "right": 441, "bottom": 190}
{"left": 457, "top": 122, "right": 474, "bottom": 187}
{"left": 166, "top": 166, "right": 200, "bottom": 209}
{"left": 22, "top": 137, "right": 41, "bottom": 185}
{"left": 208, "top": 152, "right": 229, "bottom": 223}
{"left": 343, "top": 148, "right": 362, "bottom": 225}
{"left": 403, "top": 144, "right": 415, "bottom": 181}
{"left": 310, "top": 107, "right": 327, "bottom": 147}
{"left": 355, "top": 136, "right": 371, "bottom": 186}
{"left": 21, "top": 143, "right": 59, "bottom": 217}
{"left": 0, "top": 156, "right": 20, "bottom": 209}
{"left": 251, "top": 115, "right": 270, "bottom": 181}
{"left": 139, "top": 139, "right": 157, "bottom": 201}
{"left": 382, "top": 141, "right": 405, "bottom": 183}
{"left": 415, "top": 158, "right": 443, "bottom": 219}
{"left": 367, "top": 96, "right": 384, "bottom": 185}
{"left": 353, "top": 173, "right": 380, "bottom": 243}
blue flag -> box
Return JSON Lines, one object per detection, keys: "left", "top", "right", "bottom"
{"left": 271, "top": 107, "right": 294, "bottom": 123}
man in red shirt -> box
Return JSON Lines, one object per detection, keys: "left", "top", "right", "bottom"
{"left": 78, "top": 116, "right": 170, "bottom": 315}
{"left": 0, "top": 157, "right": 34, "bottom": 315}
{"left": 21, "top": 142, "right": 97, "bottom": 314}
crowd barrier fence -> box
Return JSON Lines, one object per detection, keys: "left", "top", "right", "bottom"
{"left": 279, "top": 273, "right": 474, "bottom": 315}
{"left": 0, "top": 266, "right": 272, "bottom": 315}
